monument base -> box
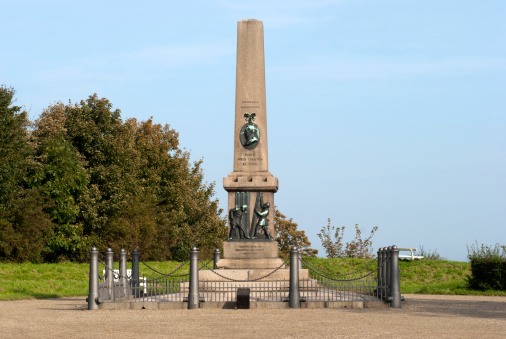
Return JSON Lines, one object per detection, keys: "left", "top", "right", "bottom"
{"left": 215, "top": 258, "right": 286, "bottom": 269}
{"left": 216, "top": 241, "right": 284, "bottom": 269}
{"left": 199, "top": 268, "right": 309, "bottom": 282}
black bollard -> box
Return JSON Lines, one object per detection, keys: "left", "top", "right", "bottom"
{"left": 88, "top": 247, "right": 99, "bottom": 310}
{"left": 213, "top": 248, "right": 221, "bottom": 269}
{"left": 119, "top": 249, "right": 128, "bottom": 299}
{"left": 188, "top": 247, "right": 200, "bottom": 309}
{"left": 105, "top": 248, "right": 114, "bottom": 300}
{"left": 289, "top": 246, "right": 301, "bottom": 308}
{"left": 389, "top": 245, "right": 402, "bottom": 308}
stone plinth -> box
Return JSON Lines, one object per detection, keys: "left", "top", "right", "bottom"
{"left": 216, "top": 241, "right": 285, "bottom": 269}
{"left": 199, "top": 269, "right": 309, "bottom": 282}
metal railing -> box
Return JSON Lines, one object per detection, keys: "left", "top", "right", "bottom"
{"left": 88, "top": 245, "right": 402, "bottom": 309}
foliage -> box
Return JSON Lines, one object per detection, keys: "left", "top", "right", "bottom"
{"left": 344, "top": 224, "right": 378, "bottom": 258}
{"left": 274, "top": 208, "right": 318, "bottom": 259}
{"left": 0, "top": 86, "right": 31, "bottom": 208}
{"left": 317, "top": 219, "right": 378, "bottom": 258}
{"left": 466, "top": 242, "right": 506, "bottom": 291}
{"left": 416, "top": 245, "right": 446, "bottom": 260}
{"left": 0, "top": 91, "right": 227, "bottom": 262}
{"left": 317, "top": 219, "right": 344, "bottom": 258}
{"left": 0, "top": 86, "right": 52, "bottom": 262}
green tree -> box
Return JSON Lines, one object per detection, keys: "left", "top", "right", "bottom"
{"left": 318, "top": 220, "right": 378, "bottom": 259}
{"left": 31, "top": 95, "right": 226, "bottom": 261}
{"left": 30, "top": 103, "right": 89, "bottom": 260}
{"left": 0, "top": 86, "right": 52, "bottom": 262}
{"left": 274, "top": 208, "right": 318, "bottom": 259}
{"left": 0, "top": 86, "right": 30, "bottom": 208}
{"left": 1, "top": 91, "right": 226, "bottom": 262}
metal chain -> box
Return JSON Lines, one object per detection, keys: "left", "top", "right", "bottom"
{"left": 198, "top": 259, "right": 289, "bottom": 282}
{"left": 149, "top": 273, "right": 189, "bottom": 283}
{"left": 140, "top": 259, "right": 190, "bottom": 277}
{"left": 198, "top": 258, "right": 214, "bottom": 270}
{"left": 304, "top": 262, "right": 379, "bottom": 282}
{"left": 145, "top": 258, "right": 214, "bottom": 282}
{"left": 300, "top": 257, "right": 377, "bottom": 277}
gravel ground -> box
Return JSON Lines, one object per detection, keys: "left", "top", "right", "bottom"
{"left": 1, "top": 294, "right": 505, "bottom": 338}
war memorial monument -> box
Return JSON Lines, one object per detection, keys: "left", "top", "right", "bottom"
{"left": 201, "top": 19, "right": 308, "bottom": 283}
{"left": 88, "top": 19, "right": 401, "bottom": 310}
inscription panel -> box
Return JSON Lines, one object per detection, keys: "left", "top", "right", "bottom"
{"left": 223, "top": 241, "right": 279, "bottom": 259}
{"left": 241, "top": 100, "right": 260, "bottom": 109}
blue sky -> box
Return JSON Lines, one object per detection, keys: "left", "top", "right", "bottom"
{"left": 2, "top": 0, "right": 505, "bottom": 261}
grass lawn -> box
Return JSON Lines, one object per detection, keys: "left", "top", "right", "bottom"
{"left": 1, "top": 258, "right": 505, "bottom": 300}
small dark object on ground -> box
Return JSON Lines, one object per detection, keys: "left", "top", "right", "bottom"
{"left": 237, "top": 288, "right": 250, "bottom": 309}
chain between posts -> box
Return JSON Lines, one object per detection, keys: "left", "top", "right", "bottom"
{"left": 139, "top": 258, "right": 214, "bottom": 282}
{"left": 198, "top": 258, "right": 214, "bottom": 270}
{"left": 300, "top": 257, "right": 378, "bottom": 277}
{"left": 139, "top": 259, "right": 190, "bottom": 277}
{"left": 199, "top": 259, "right": 289, "bottom": 282}
{"left": 301, "top": 258, "right": 379, "bottom": 282}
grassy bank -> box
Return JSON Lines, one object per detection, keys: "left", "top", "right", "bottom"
{"left": 1, "top": 258, "right": 505, "bottom": 301}
{"left": 0, "top": 261, "right": 190, "bottom": 301}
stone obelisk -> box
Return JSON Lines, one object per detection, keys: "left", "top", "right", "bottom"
{"left": 220, "top": 19, "right": 281, "bottom": 269}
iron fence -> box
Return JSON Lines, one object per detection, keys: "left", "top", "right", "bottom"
{"left": 88, "top": 245, "right": 402, "bottom": 309}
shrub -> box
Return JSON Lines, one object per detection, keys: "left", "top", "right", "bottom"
{"left": 317, "top": 220, "right": 378, "bottom": 259}
{"left": 466, "top": 242, "right": 506, "bottom": 291}
{"left": 416, "top": 245, "right": 446, "bottom": 260}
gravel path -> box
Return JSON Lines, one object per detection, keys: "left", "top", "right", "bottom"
{"left": 1, "top": 294, "right": 505, "bottom": 338}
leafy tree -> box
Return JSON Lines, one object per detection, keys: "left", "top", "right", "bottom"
{"left": 318, "top": 220, "right": 378, "bottom": 258}
{"left": 0, "top": 86, "right": 52, "bottom": 262}
{"left": 317, "top": 219, "right": 345, "bottom": 258}
{"left": 30, "top": 95, "right": 226, "bottom": 261}
{"left": 30, "top": 103, "right": 89, "bottom": 260}
{"left": 0, "top": 190, "right": 53, "bottom": 262}
{"left": 0, "top": 86, "right": 31, "bottom": 209}
{"left": 275, "top": 208, "right": 318, "bottom": 259}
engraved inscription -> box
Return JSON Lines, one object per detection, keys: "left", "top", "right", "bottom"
{"left": 237, "top": 157, "right": 263, "bottom": 161}
{"left": 241, "top": 100, "right": 260, "bottom": 109}
{"left": 235, "top": 244, "right": 263, "bottom": 255}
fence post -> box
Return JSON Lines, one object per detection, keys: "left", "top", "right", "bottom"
{"left": 389, "top": 245, "right": 402, "bottom": 308}
{"left": 105, "top": 248, "right": 114, "bottom": 301}
{"left": 131, "top": 249, "right": 140, "bottom": 298}
{"left": 188, "top": 247, "right": 200, "bottom": 309}
{"left": 377, "top": 248, "right": 382, "bottom": 300}
{"left": 119, "top": 248, "right": 128, "bottom": 300}
{"left": 298, "top": 248, "right": 303, "bottom": 272}
{"left": 380, "top": 248, "right": 387, "bottom": 300}
{"left": 213, "top": 248, "right": 221, "bottom": 269}
{"left": 88, "top": 247, "right": 99, "bottom": 310}
{"left": 289, "top": 246, "right": 301, "bottom": 309}
{"left": 386, "top": 246, "right": 391, "bottom": 299}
